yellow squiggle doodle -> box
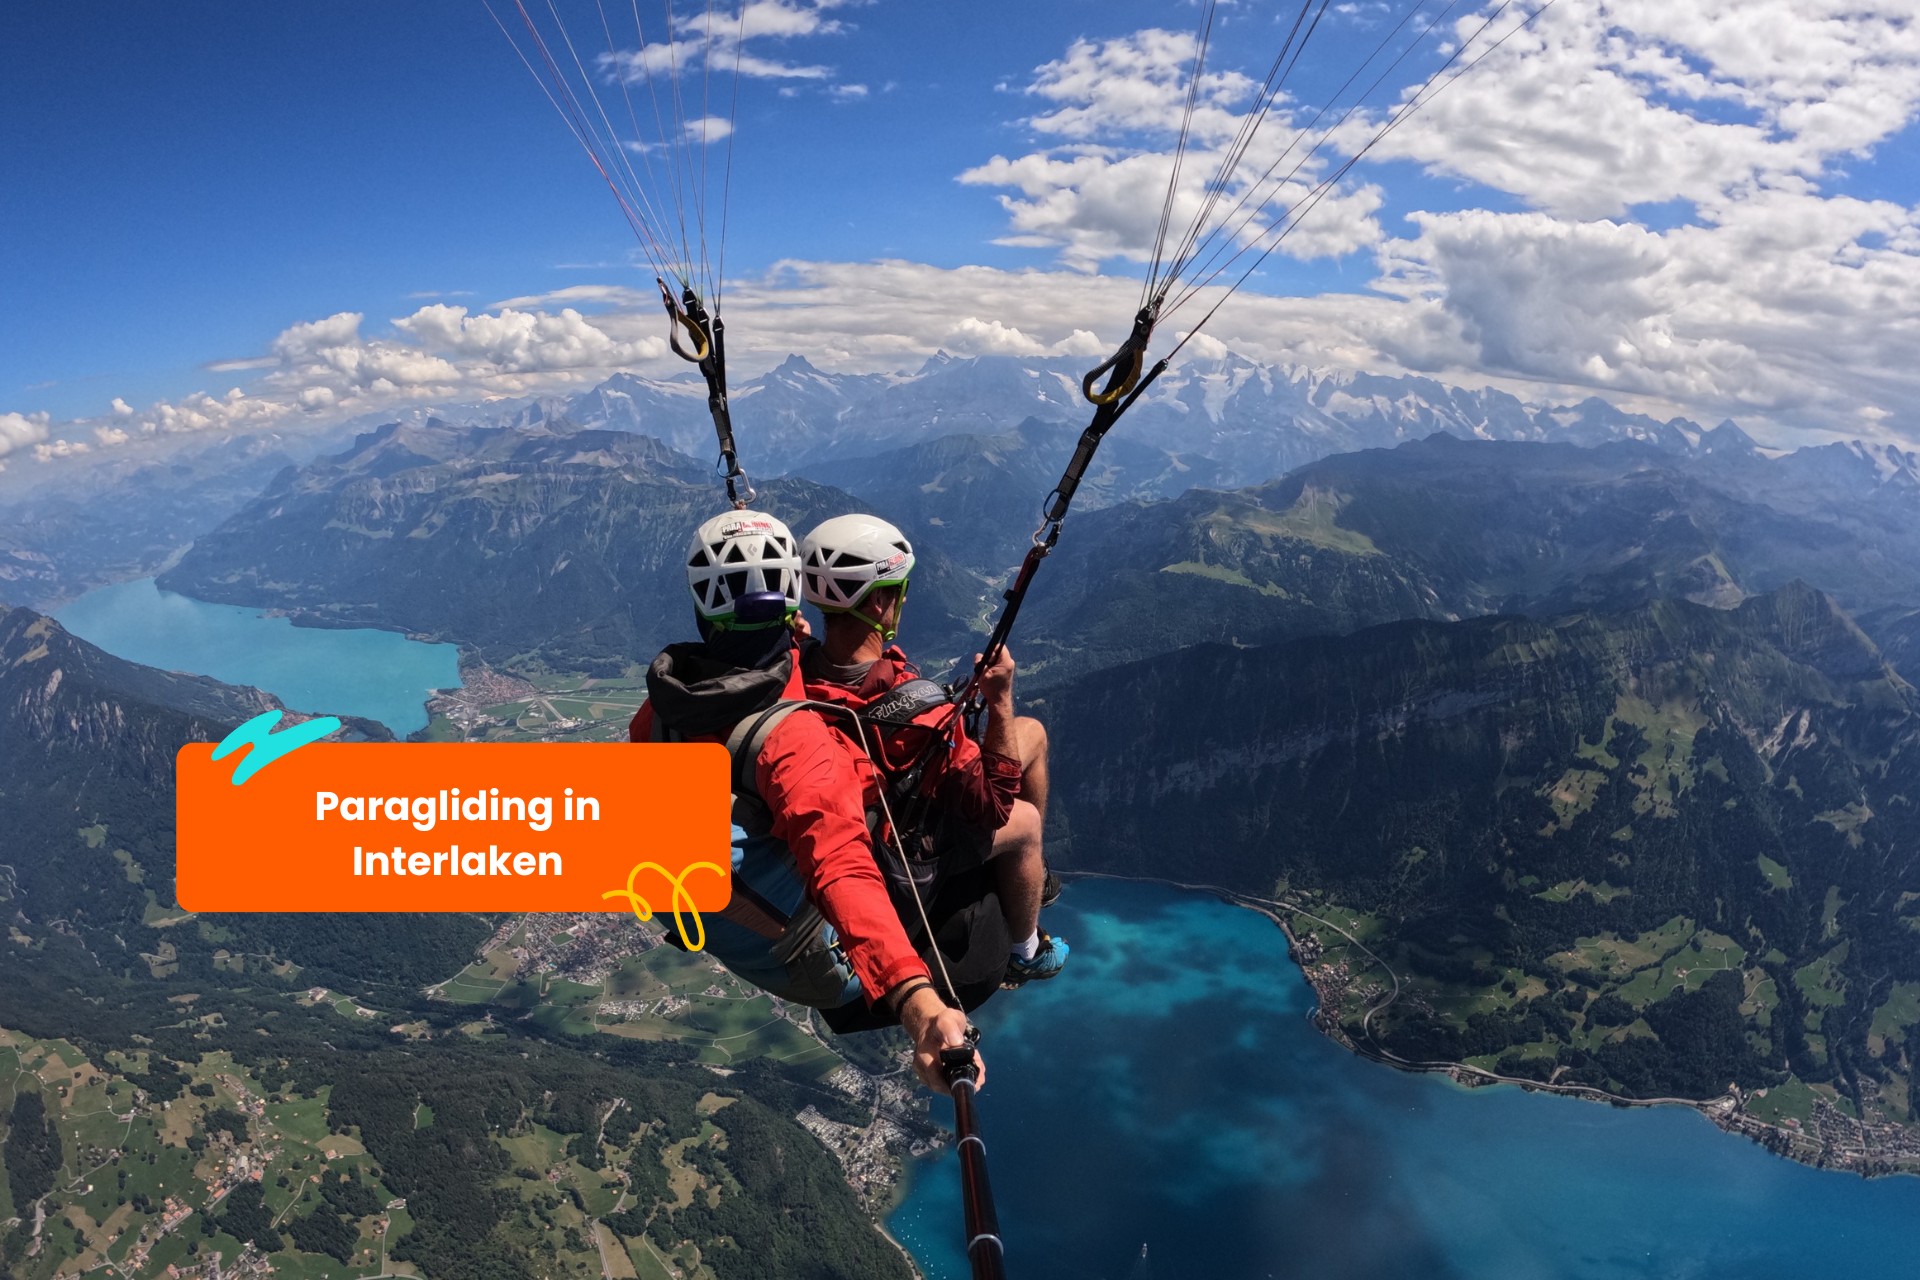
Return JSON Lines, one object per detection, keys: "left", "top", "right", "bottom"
{"left": 603, "top": 861, "right": 727, "bottom": 951}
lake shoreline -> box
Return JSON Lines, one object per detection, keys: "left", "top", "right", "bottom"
{"left": 54, "top": 577, "right": 460, "bottom": 738}
{"left": 1060, "top": 869, "right": 1920, "bottom": 1181}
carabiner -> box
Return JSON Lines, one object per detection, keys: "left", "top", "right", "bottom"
{"left": 718, "top": 456, "right": 756, "bottom": 508}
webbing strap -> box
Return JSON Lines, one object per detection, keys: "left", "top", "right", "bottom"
{"left": 723, "top": 701, "right": 807, "bottom": 800}
{"left": 651, "top": 696, "right": 909, "bottom": 949}
{"left": 648, "top": 702, "right": 803, "bottom": 941}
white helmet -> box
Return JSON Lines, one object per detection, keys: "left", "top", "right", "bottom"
{"left": 801, "top": 514, "right": 916, "bottom": 612}
{"left": 685, "top": 510, "right": 802, "bottom": 624}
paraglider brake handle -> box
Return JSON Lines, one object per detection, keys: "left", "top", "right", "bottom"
{"left": 1081, "top": 303, "right": 1159, "bottom": 407}
{"left": 659, "top": 278, "right": 711, "bottom": 363}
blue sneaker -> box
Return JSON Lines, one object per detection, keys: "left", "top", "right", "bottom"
{"left": 1004, "top": 931, "right": 1069, "bottom": 987}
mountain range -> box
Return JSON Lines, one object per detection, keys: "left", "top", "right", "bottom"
{"left": 10, "top": 347, "right": 1907, "bottom": 627}
{"left": 1041, "top": 583, "right": 1920, "bottom": 1118}
{"left": 6, "top": 338, "right": 1920, "bottom": 1199}
{"left": 539, "top": 351, "right": 1748, "bottom": 484}
{"left": 156, "top": 421, "right": 990, "bottom": 674}
{"left": 163, "top": 427, "right": 1920, "bottom": 698}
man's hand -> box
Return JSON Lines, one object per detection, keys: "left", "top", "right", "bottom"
{"left": 896, "top": 985, "right": 983, "bottom": 1095}
{"left": 976, "top": 647, "right": 1016, "bottom": 710}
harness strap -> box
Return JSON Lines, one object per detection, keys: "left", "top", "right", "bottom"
{"left": 724, "top": 702, "right": 807, "bottom": 799}
{"left": 649, "top": 695, "right": 932, "bottom": 953}
{"left": 652, "top": 702, "right": 807, "bottom": 942}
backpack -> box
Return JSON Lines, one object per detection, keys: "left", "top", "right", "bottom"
{"left": 646, "top": 681, "right": 960, "bottom": 1011}
{"left": 650, "top": 701, "right": 863, "bottom": 1009}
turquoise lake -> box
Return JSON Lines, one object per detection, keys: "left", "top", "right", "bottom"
{"left": 889, "top": 879, "right": 1920, "bottom": 1280}
{"left": 55, "top": 577, "right": 460, "bottom": 737}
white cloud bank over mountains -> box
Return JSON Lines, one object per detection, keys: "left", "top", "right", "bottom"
{"left": 14, "top": 0, "right": 1920, "bottom": 464}
{"left": 960, "top": 0, "right": 1920, "bottom": 440}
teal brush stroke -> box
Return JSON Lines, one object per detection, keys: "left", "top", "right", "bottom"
{"left": 212, "top": 710, "right": 343, "bottom": 785}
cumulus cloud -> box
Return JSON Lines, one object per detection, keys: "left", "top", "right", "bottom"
{"left": 711, "top": 258, "right": 1401, "bottom": 375}
{"left": 395, "top": 304, "right": 666, "bottom": 373}
{"left": 34, "top": 439, "right": 90, "bottom": 462}
{"left": 0, "top": 411, "right": 50, "bottom": 459}
{"left": 1361, "top": 0, "right": 1920, "bottom": 218}
{"left": 599, "top": 0, "right": 855, "bottom": 85}
{"left": 1371, "top": 193, "right": 1920, "bottom": 430}
{"left": 954, "top": 7, "right": 1920, "bottom": 439}
{"left": 14, "top": 6, "right": 1920, "bottom": 468}
{"left": 1308, "top": 2, "right": 1920, "bottom": 431}
{"left": 14, "top": 301, "right": 682, "bottom": 463}
{"left": 960, "top": 29, "right": 1388, "bottom": 272}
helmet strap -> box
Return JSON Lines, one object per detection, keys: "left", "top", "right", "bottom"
{"left": 852, "top": 580, "right": 907, "bottom": 643}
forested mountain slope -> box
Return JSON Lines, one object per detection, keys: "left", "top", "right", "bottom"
{"left": 1044, "top": 584, "right": 1920, "bottom": 1120}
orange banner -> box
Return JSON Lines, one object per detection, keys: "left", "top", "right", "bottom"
{"left": 175, "top": 741, "right": 733, "bottom": 916}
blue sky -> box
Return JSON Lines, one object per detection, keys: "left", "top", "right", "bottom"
{"left": 7, "top": 1, "right": 1246, "bottom": 416}
{"left": 5, "top": 0, "right": 1919, "bottom": 466}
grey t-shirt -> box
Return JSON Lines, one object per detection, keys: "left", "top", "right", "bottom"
{"left": 803, "top": 644, "right": 875, "bottom": 688}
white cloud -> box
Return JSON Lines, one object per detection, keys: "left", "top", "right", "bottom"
{"left": 624, "top": 116, "right": 736, "bottom": 153}
{"left": 34, "top": 439, "right": 90, "bottom": 462}
{"left": 12, "top": 232, "right": 1920, "bottom": 470}
{"left": 1024, "top": 30, "right": 1254, "bottom": 144}
{"left": 394, "top": 304, "right": 666, "bottom": 373}
{"left": 1362, "top": 1, "right": 1920, "bottom": 218}
{"left": 1367, "top": 191, "right": 1920, "bottom": 430}
{"left": 14, "top": 3, "right": 1920, "bottom": 469}
{"left": 598, "top": 0, "right": 855, "bottom": 86}
{"left": 941, "top": 317, "right": 1048, "bottom": 357}
{"left": 960, "top": 29, "right": 1388, "bottom": 272}
{"left": 682, "top": 0, "right": 849, "bottom": 42}
{"left": 12, "top": 301, "right": 685, "bottom": 463}
{"left": 953, "top": 8, "right": 1920, "bottom": 440}
{"left": 0, "top": 411, "right": 50, "bottom": 459}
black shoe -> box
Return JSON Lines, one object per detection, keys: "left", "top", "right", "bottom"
{"left": 1040, "top": 869, "right": 1063, "bottom": 909}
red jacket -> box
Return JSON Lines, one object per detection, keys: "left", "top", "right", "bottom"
{"left": 800, "top": 642, "right": 1022, "bottom": 831}
{"left": 631, "top": 642, "right": 930, "bottom": 1003}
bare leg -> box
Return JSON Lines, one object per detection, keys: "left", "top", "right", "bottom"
{"left": 1013, "top": 716, "right": 1050, "bottom": 819}
{"left": 986, "top": 798, "right": 1044, "bottom": 943}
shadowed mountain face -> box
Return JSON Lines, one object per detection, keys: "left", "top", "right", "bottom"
{"left": 0, "top": 433, "right": 311, "bottom": 609}
{"left": 0, "top": 607, "right": 909, "bottom": 1280}
{"left": 157, "top": 420, "right": 991, "bottom": 672}
{"left": 1008, "top": 435, "right": 1920, "bottom": 687}
{"left": 794, "top": 417, "right": 1233, "bottom": 571}
{"left": 155, "top": 420, "right": 1920, "bottom": 694}
{"left": 0, "top": 604, "right": 497, "bottom": 1006}
{"left": 0, "top": 602, "right": 274, "bottom": 965}
{"left": 1042, "top": 584, "right": 1920, "bottom": 1105}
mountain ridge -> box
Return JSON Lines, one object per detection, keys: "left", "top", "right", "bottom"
{"left": 1040, "top": 584, "right": 1920, "bottom": 1139}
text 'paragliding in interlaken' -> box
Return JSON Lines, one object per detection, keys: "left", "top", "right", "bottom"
{"left": 174, "top": 739, "right": 732, "bottom": 921}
